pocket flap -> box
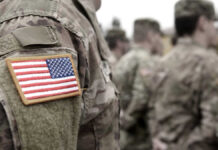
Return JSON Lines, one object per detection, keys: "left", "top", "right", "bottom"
{"left": 12, "top": 26, "right": 59, "bottom": 47}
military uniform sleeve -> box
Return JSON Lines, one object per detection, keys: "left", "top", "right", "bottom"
{"left": 113, "top": 52, "right": 138, "bottom": 89}
{"left": 0, "top": 104, "right": 14, "bottom": 150}
{"left": 121, "top": 59, "right": 156, "bottom": 130}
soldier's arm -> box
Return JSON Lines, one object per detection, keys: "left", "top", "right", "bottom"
{"left": 113, "top": 52, "right": 138, "bottom": 89}
{"left": 121, "top": 63, "right": 151, "bottom": 129}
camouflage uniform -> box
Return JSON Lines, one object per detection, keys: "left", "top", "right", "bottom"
{"left": 0, "top": 0, "right": 119, "bottom": 150}
{"left": 114, "top": 18, "right": 162, "bottom": 150}
{"left": 114, "top": 44, "right": 152, "bottom": 110}
{"left": 149, "top": 1, "right": 218, "bottom": 149}
{"left": 151, "top": 37, "right": 218, "bottom": 150}
{"left": 120, "top": 56, "right": 159, "bottom": 150}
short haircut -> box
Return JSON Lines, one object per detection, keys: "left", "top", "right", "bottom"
{"left": 133, "top": 18, "right": 160, "bottom": 43}
{"left": 105, "top": 29, "right": 127, "bottom": 50}
{"left": 175, "top": 15, "right": 200, "bottom": 37}
{"left": 175, "top": 0, "right": 215, "bottom": 37}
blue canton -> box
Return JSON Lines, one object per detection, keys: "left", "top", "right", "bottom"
{"left": 46, "top": 57, "right": 75, "bottom": 79}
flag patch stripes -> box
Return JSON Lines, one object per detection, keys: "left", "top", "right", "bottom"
{"left": 6, "top": 55, "right": 81, "bottom": 105}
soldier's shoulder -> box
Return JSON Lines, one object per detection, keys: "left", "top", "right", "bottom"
{"left": 116, "top": 49, "right": 140, "bottom": 65}
{"left": 163, "top": 44, "right": 217, "bottom": 66}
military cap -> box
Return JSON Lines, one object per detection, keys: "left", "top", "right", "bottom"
{"left": 134, "top": 18, "right": 161, "bottom": 33}
{"left": 175, "top": 0, "right": 215, "bottom": 20}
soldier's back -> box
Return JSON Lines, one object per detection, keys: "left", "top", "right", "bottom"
{"left": 151, "top": 37, "right": 218, "bottom": 150}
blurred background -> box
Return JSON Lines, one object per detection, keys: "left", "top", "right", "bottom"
{"left": 97, "top": 0, "right": 218, "bottom": 38}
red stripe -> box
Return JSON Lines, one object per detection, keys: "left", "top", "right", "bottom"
{"left": 20, "top": 78, "right": 76, "bottom": 88}
{"left": 26, "top": 89, "right": 79, "bottom": 100}
{"left": 23, "top": 84, "right": 78, "bottom": 94}
{"left": 15, "top": 70, "right": 49, "bottom": 75}
{"left": 12, "top": 60, "right": 45, "bottom": 63}
{"left": 18, "top": 76, "right": 51, "bottom": 82}
{"left": 13, "top": 64, "right": 47, "bottom": 69}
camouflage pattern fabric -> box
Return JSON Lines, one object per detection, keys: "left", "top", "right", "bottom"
{"left": 113, "top": 44, "right": 156, "bottom": 150}
{"left": 120, "top": 55, "right": 159, "bottom": 150}
{"left": 0, "top": 0, "right": 119, "bottom": 150}
{"left": 114, "top": 44, "right": 152, "bottom": 110}
{"left": 149, "top": 37, "right": 218, "bottom": 150}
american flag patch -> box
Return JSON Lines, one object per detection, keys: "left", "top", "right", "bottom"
{"left": 6, "top": 54, "right": 81, "bottom": 105}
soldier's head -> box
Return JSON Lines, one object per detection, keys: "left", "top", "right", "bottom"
{"left": 105, "top": 28, "right": 129, "bottom": 58}
{"left": 133, "top": 18, "right": 163, "bottom": 55}
{"left": 175, "top": 0, "right": 217, "bottom": 47}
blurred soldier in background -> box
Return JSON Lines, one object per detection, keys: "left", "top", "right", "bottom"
{"left": 105, "top": 19, "right": 129, "bottom": 66}
{"left": 0, "top": 0, "right": 119, "bottom": 150}
{"left": 114, "top": 18, "right": 163, "bottom": 111}
{"left": 147, "top": 0, "right": 218, "bottom": 150}
{"left": 113, "top": 18, "right": 163, "bottom": 150}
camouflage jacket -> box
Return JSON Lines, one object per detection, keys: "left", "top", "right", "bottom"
{"left": 150, "top": 37, "right": 218, "bottom": 150}
{"left": 0, "top": 0, "right": 119, "bottom": 150}
{"left": 114, "top": 44, "right": 152, "bottom": 110}
{"left": 120, "top": 54, "right": 159, "bottom": 150}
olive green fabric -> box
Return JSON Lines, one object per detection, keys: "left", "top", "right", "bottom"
{"left": 0, "top": 25, "right": 81, "bottom": 150}
{"left": 0, "top": 50, "right": 81, "bottom": 150}
{"left": 0, "top": 34, "right": 21, "bottom": 56}
{"left": 0, "top": 26, "right": 59, "bottom": 56}
{"left": 0, "top": 0, "right": 120, "bottom": 150}
{"left": 12, "top": 26, "right": 59, "bottom": 47}
{"left": 0, "top": 89, "right": 21, "bottom": 150}
{"left": 0, "top": 0, "right": 58, "bottom": 23}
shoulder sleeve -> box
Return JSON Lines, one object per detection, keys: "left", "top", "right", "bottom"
{"left": 0, "top": 103, "right": 14, "bottom": 150}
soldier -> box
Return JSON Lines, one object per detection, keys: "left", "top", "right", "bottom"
{"left": 105, "top": 28, "right": 129, "bottom": 66}
{"left": 148, "top": 0, "right": 218, "bottom": 150}
{"left": 0, "top": 0, "right": 119, "bottom": 150}
{"left": 113, "top": 18, "right": 163, "bottom": 150}
{"left": 114, "top": 18, "right": 163, "bottom": 110}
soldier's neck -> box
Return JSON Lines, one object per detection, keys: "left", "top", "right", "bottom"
{"left": 191, "top": 31, "right": 208, "bottom": 48}
{"left": 134, "top": 41, "right": 152, "bottom": 51}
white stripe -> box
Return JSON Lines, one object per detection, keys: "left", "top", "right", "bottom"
{"left": 22, "top": 81, "right": 77, "bottom": 92}
{"left": 19, "top": 76, "right": 76, "bottom": 85}
{"left": 12, "top": 61, "right": 46, "bottom": 66}
{"left": 25, "top": 87, "right": 79, "bottom": 98}
{"left": 14, "top": 68, "right": 49, "bottom": 73}
{"left": 16, "top": 73, "right": 50, "bottom": 79}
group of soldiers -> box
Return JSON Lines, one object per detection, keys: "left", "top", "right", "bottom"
{"left": 105, "top": 0, "right": 218, "bottom": 150}
{"left": 0, "top": 0, "right": 218, "bottom": 150}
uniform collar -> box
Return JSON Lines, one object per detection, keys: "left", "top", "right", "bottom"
{"left": 131, "top": 43, "right": 150, "bottom": 51}
{"left": 177, "top": 37, "right": 207, "bottom": 49}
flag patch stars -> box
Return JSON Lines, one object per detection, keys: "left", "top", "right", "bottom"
{"left": 46, "top": 57, "right": 75, "bottom": 79}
